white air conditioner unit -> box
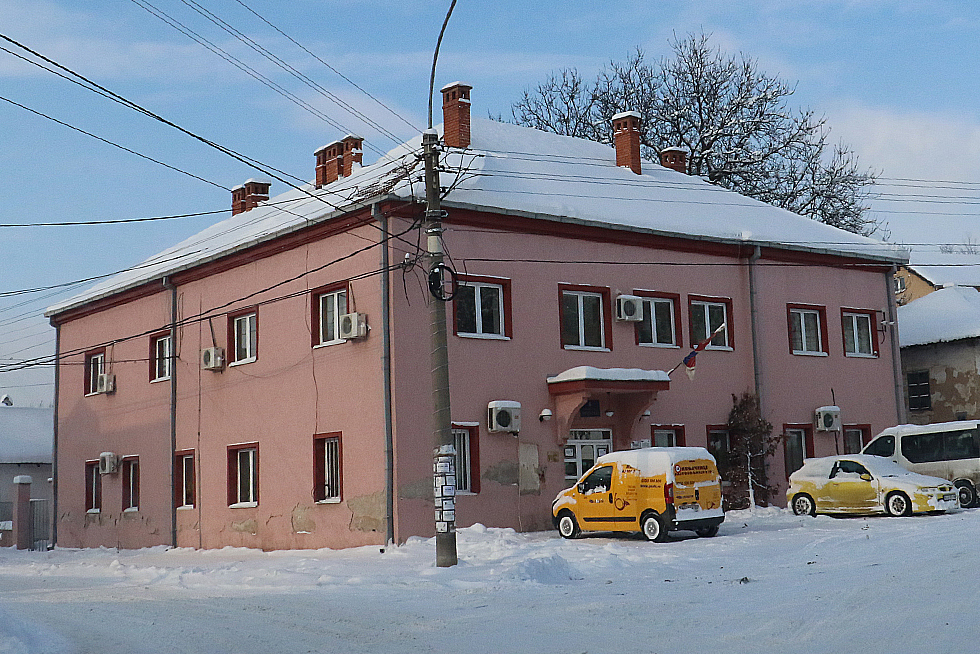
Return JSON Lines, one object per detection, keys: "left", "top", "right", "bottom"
{"left": 814, "top": 406, "right": 842, "bottom": 432}
{"left": 615, "top": 294, "right": 643, "bottom": 322}
{"left": 488, "top": 400, "right": 521, "bottom": 433}
{"left": 339, "top": 312, "right": 368, "bottom": 339}
{"left": 95, "top": 373, "right": 115, "bottom": 394}
{"left": 201, "top": 346, "right": 225, "bottom": 371}
{"left": 99, "top": 452, "right": 119, "bottom": 475}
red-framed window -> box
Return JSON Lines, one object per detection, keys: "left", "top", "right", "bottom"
{"left": 634, "top": 291, "right": 681, "bottom": 347}
{"left": 313, "top": 433, "right": 343, "bottom": 502}
{"left": 84, "top": 348, "right": 106, "bottom": 395}
{"left": 843, "top": 424, "right": 872, "bottom": 454}
{"left": 311, "top": 282, "right": 350, "bottom": 347}
{"left": 175, "top": 450, "right": 195, "bottom": 509}
{"left": 559, "top": 284, "right": 612, "bottom": 350}
{"left": 227, "top": 443, "right": 259, "bottom": 506}
{"left": 651, "top": 424, "right": 686, "bottom": 447}
{"left": 841, "top": 308, "right": 879, "bottom": 358}
{"left": 783, "top": 423, "right": 814, "bottom": 478}
{"left": 787, "top": 303, "right": 828, "bottom": 356}
{"left": 688, "top": 295, "right": 733, "bottom": 349}
{"left": 149, "top": 332, "right": 172, "bottom": 382}
{"left": 451, "top": 424, "right": 481, "bottom": 494}
{"left": 453, "top": 275, "right": 512, "bottom": 339}
{"left": 85, "top": 460, "right": 102, "bottom": 512}
{"left": 122, "top": 456, "right": 139, "bottom": 511}
{"left": 227, "top": 308, "right": 258, "bottom": 365}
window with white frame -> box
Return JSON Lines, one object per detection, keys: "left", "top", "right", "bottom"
{"left": 561, "top": 288, "right": 606, "bottom": 349}
{"left": 231, "top": 311, "right": 257, "bottom": 364}
{"left": 455, "top": 282, "right": 505, "bottom": 338}
{"left": 690, "top": 299, "right": 730, "bottom": 348}
{"left": 176, "top": 451, "right": 195, "bottom": 508}
{"left": 842, "top": 311, "right": 876, "bottom": 357}
{"left": 151, "top": 334, "right": 172, "bottom": 381}
{"left": 638, "top": 297, "right": 677, "bottom": 346}
{"left": 228, "top": 445, "right": 258, "bottom": 506}
{"left": 84, "top": 350, "right": 105, "bottom": 395}
{"left": 452, "top": 426, "right": 479, "bottom": 493}
{"left": 789, "top": 306, "right": 826, "bottom": 355}
{"left": 85, "top": 460, "right": 101, "bottom": 512}
{"left": 313, "top": 434, "right": 342, "bottom": 502}
{"left": 122, "top": 457, "right": 139, "bottom": 511}
{"left": 707, "top": 428, "right": 730, "bottom": 460}
{"left": 784, "top": 427, "right": 812, "bottom": 477}
{"left": 316, "top": 288, "right": 348, "bottom": 345}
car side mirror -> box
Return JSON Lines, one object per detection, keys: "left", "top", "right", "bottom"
{"left": 577, "top": 483, "right": 586, "bottom": 494}
{"left": 860, "top": 473, "right": 872, "bottom": 482}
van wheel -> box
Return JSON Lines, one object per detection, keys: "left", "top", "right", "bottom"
{"left": 694, "top": 525, "right": 719, "bottom": 538}
{"left": 792, "top": 494, "right": 816, "bottom": 516}
{"left": 556, "top": 511, "right": 580, "bottom": 539}
{"left": 885, "top": 491, "right": 912, "bottom": 517}
{"left": 641, "top": 513, "right": 668, "bottom": 542}
{"left": 955, "top": 482, "right": 976, "bottom": 508}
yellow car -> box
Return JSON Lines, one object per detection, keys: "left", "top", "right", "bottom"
{"left": 787, "top": 455, "right": 958, "bottom": 517}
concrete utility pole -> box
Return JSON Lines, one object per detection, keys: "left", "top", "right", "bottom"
{"left": 426, "top": 0, "right": 458, "bottom": 568}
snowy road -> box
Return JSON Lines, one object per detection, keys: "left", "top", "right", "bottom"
{"left": 1, "top": 507, "right": 977, "bottom": 653}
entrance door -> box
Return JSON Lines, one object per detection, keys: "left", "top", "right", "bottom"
{"left": 564, "top": 429, "right": 612, "bottom": 485}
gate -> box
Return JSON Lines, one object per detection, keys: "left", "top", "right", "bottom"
{"left": 29, "top": 499, "right": 50, "bottom": 551}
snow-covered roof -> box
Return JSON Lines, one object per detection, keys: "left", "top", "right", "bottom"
{"left": 547, "top": 366, "right": 670, "bottom": 384}
{"left": 905, "top": 250, "right": 980, "bottom": 288}
{"left": 47, "top": 118, "right": 908, "bottom": 317}
{"left": 0, "top": 407, "right": 53, "bottom": 464}
{"left": 898, "top": 285, "right": 980, "bottom": 347}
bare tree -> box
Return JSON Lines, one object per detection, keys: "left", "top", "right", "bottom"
{"left": 511, "top": 34, "right": 878, "bottom": 235}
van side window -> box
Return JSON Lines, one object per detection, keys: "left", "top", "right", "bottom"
{"left": 944, "top": 429, "right": 980, "bottom": 460}
{"left": 903, "top": 433, "right": 944, "bottom": 463}
{"left": 864, "top": 435, "right": 894, "bottom": 458}
{"left": 580, "top": 466, "right": 613, "bottom": 495}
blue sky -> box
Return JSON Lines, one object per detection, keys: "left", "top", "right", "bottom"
{"left": 2, "top": 0, "right": 979, "bottom": 404}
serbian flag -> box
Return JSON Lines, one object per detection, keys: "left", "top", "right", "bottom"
{"left": 674, "top": 322, "right": 726, "bottom": 380}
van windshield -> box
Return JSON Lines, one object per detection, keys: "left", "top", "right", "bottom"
{"left": 863, "top": 435, "right": 894, "bottom": 458}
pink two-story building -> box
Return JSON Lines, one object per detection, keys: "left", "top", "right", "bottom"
{"left": 46, "top": 83, "right": 908, "bottom": 550}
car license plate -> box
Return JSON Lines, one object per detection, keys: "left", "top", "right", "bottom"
{"left": 943, "top": 493, "right": 956, "bottom": 502}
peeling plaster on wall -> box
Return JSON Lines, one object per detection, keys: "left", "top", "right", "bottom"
{"left": 347, "top": 491, "right": 386, "bottom": 533}
{"left": 231, "top": 518, "right": 258, "bottom": 535}
{"left": 484, "top": 460, "right": 519, "bottom": 486}
{"left": 290, "top": 505, "right": 316, "bottom": 534}
{"left": 397, "top": 478, "right": 433, "bottom": 502}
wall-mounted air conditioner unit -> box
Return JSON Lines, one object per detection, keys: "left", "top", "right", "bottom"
{"left": 99, "top": 452, "right": 119, "bottom": 475}
{"left": 95, "top": 373, "right": 115, "bottom": 394}
{"left": 615, "top": 295, "right": 643, "bottom": 322}
{"left": 339, "top": 312, "right": 368, "bottom": 339}
{"left": 814, "top": 406, "right": 842, "bottom": 432}
{"left": 201, "top": 346, "right": 225, "bottom": 371}
{"left": 488, "top": 400, "right": 521, "bottom": 433}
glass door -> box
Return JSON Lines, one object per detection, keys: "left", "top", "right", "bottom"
{"left": 564, "top": 429, "right": 612, "bottom": 485}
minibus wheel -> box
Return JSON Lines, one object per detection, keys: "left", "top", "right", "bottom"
{"left": 556, "top": 511, "right": 580, "bottom": 539}
{"left": 885, "top": 491, "right": 912, "bottom": 517}
{"left": 955, "top": 482, "right": 976, "bottom": 508}
{"left": 640, "top": 512, "right": 668, "bottom": 542}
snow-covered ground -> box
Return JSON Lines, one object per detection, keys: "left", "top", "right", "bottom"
{"left": 1, "top": 507, "right": 975, "bottom": 654}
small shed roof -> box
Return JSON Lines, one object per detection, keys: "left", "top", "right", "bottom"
{"left": 898, "top": 285, "right": 980, "bottom": 347}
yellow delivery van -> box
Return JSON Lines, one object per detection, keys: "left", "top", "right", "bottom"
{"left": 552, "top": 447, "right": 724, "bottom": 542}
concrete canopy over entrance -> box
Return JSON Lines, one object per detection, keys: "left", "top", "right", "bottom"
{"left": 546, "top": 367, "right": 670, "bottom": 448}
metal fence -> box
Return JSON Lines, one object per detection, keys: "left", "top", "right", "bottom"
{"left": 29, "top": 499, "right": 50, "bottom": 551}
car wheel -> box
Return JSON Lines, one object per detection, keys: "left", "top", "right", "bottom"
{"left": 955, "top": 482, "right": 976, "bottom": 509}
{"left": 791, "top": 494, "right": 816, "bottom": 516}
{"left": 694, "top": 525, "right": 719, "bottom": 538}
{"left": 556, "top": 511, "right": 580, "bottom": 539}
{"left": 885, "top": 491, "right": 912, "bottom": 517}
{"left": 641, "top": 512, "right": 668, "bottom": 542}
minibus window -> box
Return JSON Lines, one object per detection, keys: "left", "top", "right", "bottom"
{"left": 944, "top": 429, "right": 980, "bottom": 460}
{"left": 903, "top": 433, "right": 944, "bottom": 463}
{"left": 864, "top": 435, "right": 894, "bottom": 457}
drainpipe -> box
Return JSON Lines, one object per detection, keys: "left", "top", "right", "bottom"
{"left": 164, "top": 277, "right": 178, "bottom": 548}
{"left": 377, "top": 204, "right": 395, "bottom": 547}
{"left": 748, "top": 246, "right": 764, "bottom": 410}
{"left": 886, "top": 265, "right": 907, "bottom": 425}
{"left": 51, "top": 322, "right": 60, "bottom": 547}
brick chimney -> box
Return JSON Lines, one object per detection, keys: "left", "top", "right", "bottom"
{"left": 231, "top": 179, "right": 271, "bottom": 215}
{"left": 315, "top": 141, "right": 344, "bottom": 188}
{"left": 659, "top": 147, "right": 688, "bottom": 174}
{"left": 441, "top": 81, "right": 472, "bottom": 149}
{"left": 342, "top": 135, "right": 363, "bottom": 178}
{"left": 612, "top": 111, "right": 642, "bottom": 175}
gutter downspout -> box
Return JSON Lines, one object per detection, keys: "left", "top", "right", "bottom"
{"left": 886, "top": 265, "right": 907, "bottom": 425}
{"left": 748, "top": 246, "right": 764, "bottom": 410}
{"left": 51, "top": 322, "right": 60, "bottom": 548}
{"left": 165, "top": 277, "right": 178, "bottom": 548}
{"left": 377, "top": 204, "right": 395, "bottom": 546}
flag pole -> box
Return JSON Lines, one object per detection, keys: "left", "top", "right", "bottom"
{"left": 667, "top": 322, "right": 726, "bottom": 378}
